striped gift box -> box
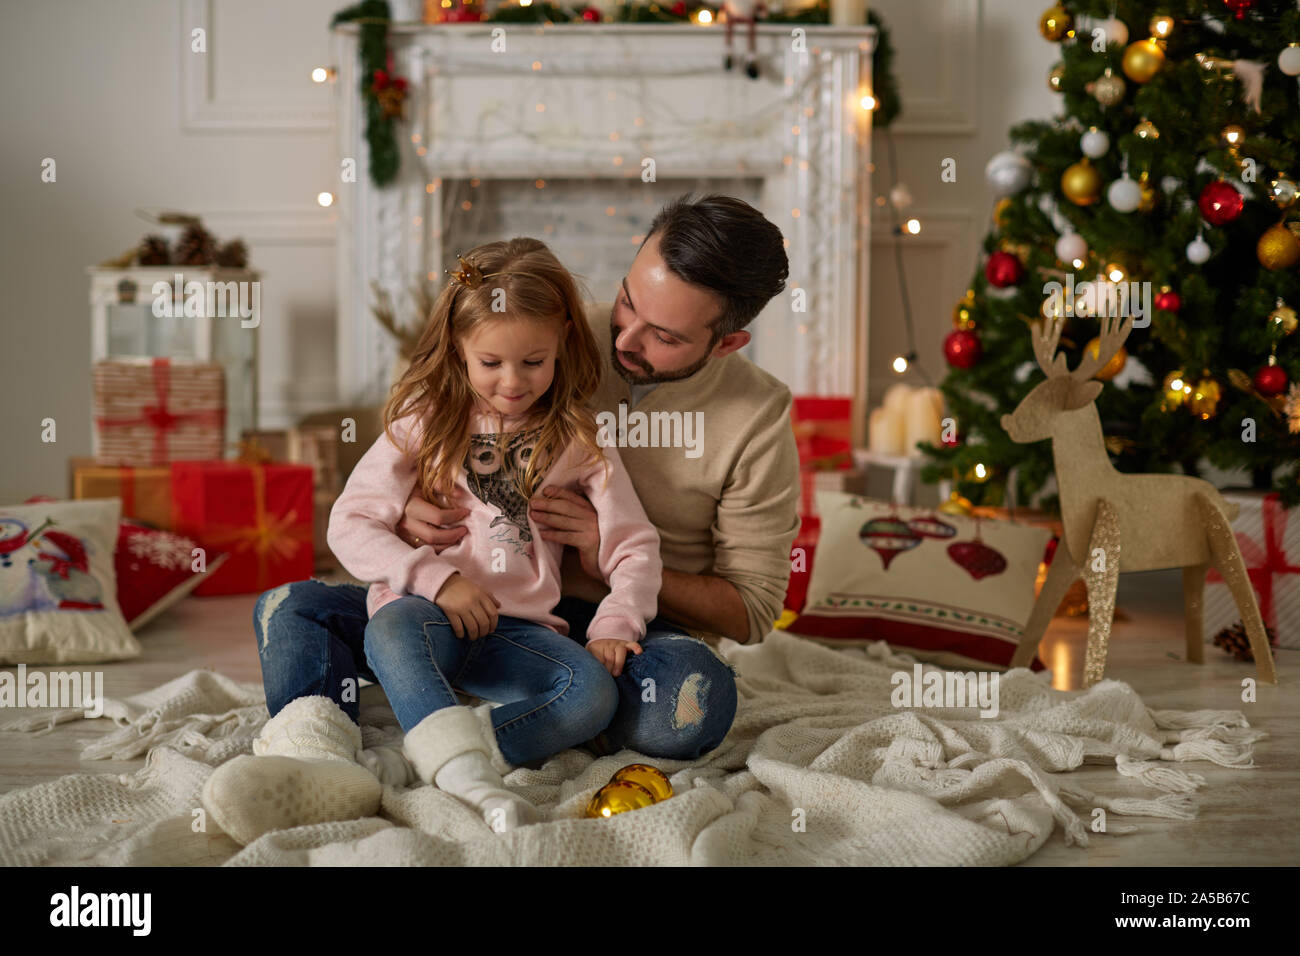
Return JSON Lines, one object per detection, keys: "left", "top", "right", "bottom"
{"left": 1203, "top": 490, "right": 1300, "bottom": 650}
{"left": 93, "top": 358, "right": 226, "bottom": 467}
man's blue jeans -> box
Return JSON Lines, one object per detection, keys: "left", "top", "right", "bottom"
{"left": 252, "top": 581, "right": 739, "bottom": 764}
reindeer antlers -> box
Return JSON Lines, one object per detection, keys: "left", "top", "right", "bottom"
{"left": 1032, "top": 311, "right": 1134, "bottom": 381}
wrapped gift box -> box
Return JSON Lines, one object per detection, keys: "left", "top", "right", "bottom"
{"left": 791, "top": 396, "right": 853, "bottom": 471}
{"left": 171, "top": 461, "right": 314, "bottom": 596}
{"left": 1203, "top": 490, "right": 1299, "bottom": 649}
{"left": 69, "top": 458, "right": 174, "bottom": 530}
{"left": 241, "top": 427, "right": 344, "bottom": 571}
{"left": 93, "top": 358, "right": 226, "bottom": 466}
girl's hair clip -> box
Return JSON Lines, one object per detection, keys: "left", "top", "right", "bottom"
{"left": 448, "top": 254, "right": 486, "bottom": 289}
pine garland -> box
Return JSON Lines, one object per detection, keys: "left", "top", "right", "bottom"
{"left": 332, "top": 0, "right": 400, "bottom": 187}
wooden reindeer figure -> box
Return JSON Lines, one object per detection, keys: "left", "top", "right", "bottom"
{"left": 1000, "top": 311, "right": 1277, "bottom": 687}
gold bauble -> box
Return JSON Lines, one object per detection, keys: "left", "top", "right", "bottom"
{"left": 938, "top": 491, "right": 974, "bottom": 516}
{"left": 1039, "top": 4, "right": 1073, "bottom": 42}
{"left": 1048, "top": 62, "right": 1066, "bottom": 92}
{"left": 1062, "top": 159, "right": 1102, "bottom": 206}
{"left": 1270, "top": 173, "right": 1298, "bottom": 210}
{"left": 1162, "top": 370, "right": 1191, "bottom": 410}
{"left": 1270, "top": 302, "right": 1298, "bottom": 335}
{"left": 994, "top": 196, "right": 1013, "bottom": 228}
{"left": 1189, "top": 378, "right": 1221, "bottom": 420}
{"left": 953, "top": 288, "right": 976, "bottom": 328}
{"left": 1137, "top": 172, "right": 1158, "bottom": 212}
{"left": 1134, "top": 118, "right": 1160, "bottom": 139}
{"left": 612, "top": 764, "right": 673, "bottom": 803}
{"left": 586, "top": 780, "right": 657, "bottom": 818}
{"left": 1085, "top": 337, "right": 1128, "bottom": 380}
{"left": 1088, "top": 69, "right": 1126, "bottom": 106}
{"left": 1122, "top": 39, "right": 1165, "bottom": 83}
{"left": 1257, "top": 222, "right": 1300, "bottom": 270}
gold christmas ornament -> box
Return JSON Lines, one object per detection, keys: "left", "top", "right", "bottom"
{"left": 1137, "top": 171, "right": 1158, "bottom": 212}
{"left": 1088, "top": 68, "right": 1126, "bottom": 106}
{"left": 1085, "top": 337, "right": 1128, "bottom": 380}
{"left": 1189, "top": 377, "right": 1221, "bottom": 420}
{"left": 1134, "top": 118, "right": 1160, "bottom": 139}
{"left": 1162, "top": 370, "right": 1192, "bottom": 410}
{"left": 1039, "top": 4, "right": 1073, "bottom": 42}
{"left": 586, "top": 780, "right": 656, "bottom": 818}
{"left": 1122, "top": 38, "right": 1165, "bottom": 83}
{"left": 1257, "top": 222, "right": 1300, "bottom": 270}
{"left": 1048, "top": 62, "right": 1066, "bottom": 92}
{"left": 938, "top": 491, "right": 974, "bottom": 516}
{"left": 1269, "top": 173, "right": 1298, "bottom": 209}
{"left": 994, "top": 196, "right": 1013, "bottom": 227}
{"left": 612, "top": 764, "right": 674, "bottom": 802}
{"left": 1062, "top": 158, "right": 1103, "bottom": 206}
{"left": 1270, "top": 300, "right": 1298, "bottom": 335}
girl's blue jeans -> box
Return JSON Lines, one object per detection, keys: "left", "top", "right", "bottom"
{"left": 252, "top": 580, "right": 739, "bottom": 767}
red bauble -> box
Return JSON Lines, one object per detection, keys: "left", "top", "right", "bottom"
{"left": 671, "top": 0, "right": 687, "bottom": 13}
{"left": 984, "top": 250, "right": 1024, "bottom": 288}
{"left": 1198, "top": 181, "right": 1244, "bottom": 226}
{"left": 1154, "top": 289, "right": 1181, "bottom": 312}
{"left": 581, "top": 6, "right": 602, "bottom": 20}
{"left": 372, "top": 69, "right": 390, "bottom": 91}
{"left": 944, "top": 328, "right": 982, "bottom": 368}
{"left": 1254, "top": 363, "right": 1289, "bottom": 396}
{"left": 1223, "top": 0, "right": 1255, "bottom": 19}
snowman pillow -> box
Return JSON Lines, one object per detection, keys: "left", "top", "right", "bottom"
{"left": 787, "top": 492, "right": 1052, "bottom": 671}
{"left": 0, "top": 498, "right": 140, "bottom": 664}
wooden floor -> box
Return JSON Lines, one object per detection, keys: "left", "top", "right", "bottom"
{"left": 1, "top": 568, "right": 1295, "bottom": 865}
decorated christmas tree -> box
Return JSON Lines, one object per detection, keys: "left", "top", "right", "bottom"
{"left": 920, "top": 0, "right": 1300, "bottom": 512}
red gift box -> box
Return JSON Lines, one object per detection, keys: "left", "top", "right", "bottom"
{"left": 1204, "top": 491, "right": 1299, "bottom": 649}
{"left": 791, "top": 396, "right": 853, "bottom": 470}
{"left": 171, "top": 461, "right": 314, "bottom": 596}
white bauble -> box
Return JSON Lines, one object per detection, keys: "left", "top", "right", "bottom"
{"left": 1055, "top": 232, "right": 1088, "bottom": 263}
{"left": 1108, "top": 174, "right": 1142, "bottom": 212}
{"left": 985, "top": 150, "right": 1032, "bottom": 197}
{"left": 1279, "top": 45, "right": 1300, "bottom": 76}
{"left": 1098, "top": 16, "right": 1128, "bottom": 48}
{"left": 1186, "top": 234, "right": 1211, "bottom": 264}
{"left": 1080, "top": 128, "right": 1110, "bottom": 158}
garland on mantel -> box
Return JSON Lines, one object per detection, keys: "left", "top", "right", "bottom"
{"left": 332, "top": 0, "right": 899, "bottom": 186}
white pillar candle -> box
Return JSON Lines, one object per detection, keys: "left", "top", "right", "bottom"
{"left": 883, "top": 382, "right": 913, "bottom": 417}
{"left": 830, "top": 0, "right": 866, "bottom": 26}
{"left": 869, "top": 407, "right": 902, "bottom": 457}
{"left": 904, "top": 387, "right": 943, "bottom": 454}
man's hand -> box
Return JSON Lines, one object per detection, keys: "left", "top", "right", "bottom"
{"left": 586, "top": 638, "right": 641, "bottom": 677}
{"left": 434, "top": 573, "right": 501, "bottom": 640}
{"left": 400, "top": 489, "right": 469, "bottom": 553}
{"left": 531, "top": 485, "right": 602, "bottom": 580}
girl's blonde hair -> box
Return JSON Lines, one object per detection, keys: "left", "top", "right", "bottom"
{"left": 383, "top": 237, "right": 607, "bottom": 506}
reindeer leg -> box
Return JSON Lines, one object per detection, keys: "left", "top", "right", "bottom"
{"left": 1010, "top": 546, "right": 1079, "bottom": 669}
{"left": 1182, "top": 563, "right": 1209, "bottom": 664}
{"left": 1080, "top": 500, "right": 1121, "bottom": 689}
{"left": 1194, "top": 493, "right": 1277, "bottom": 685}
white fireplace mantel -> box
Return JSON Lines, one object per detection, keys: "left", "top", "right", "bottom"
{"left": 332, "top": 22, "right": 874, "bottom": 427}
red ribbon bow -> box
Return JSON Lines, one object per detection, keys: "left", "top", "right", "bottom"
{"left": 95, "top": 359, "right": 225, "bottom": 464}
{"left": 1207, "top": 494, "right": 1299, "bottom": 629}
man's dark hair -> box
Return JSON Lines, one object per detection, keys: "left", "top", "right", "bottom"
{"left": 641, "top": 194, "right": 789, "bottom": 339}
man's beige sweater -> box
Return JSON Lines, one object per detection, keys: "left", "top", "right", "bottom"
{"left": 565, "top": 303, "right": 801, "bottom": 645}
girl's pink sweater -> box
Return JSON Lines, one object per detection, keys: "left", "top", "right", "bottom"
{"left": 326, "top": 405, "right": 662, "bottom": 642}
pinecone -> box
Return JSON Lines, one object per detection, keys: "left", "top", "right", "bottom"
{"left": 215, "top": 238, "right": 248, "bottom": 268}
{"left": 1212, "top": 621, "right": 1279, "bottom": 662}
{"left": 137, "top": 235, "right": 170, "bottom": 266}
{"left": 173, "top": 224, "right": 217, "bottom": 266}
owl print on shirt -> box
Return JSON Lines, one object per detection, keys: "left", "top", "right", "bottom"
{"left": 464, "top": 428, "right": 541, "bottom": 557}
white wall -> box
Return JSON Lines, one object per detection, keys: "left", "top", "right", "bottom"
{"left": 5, "top": 0, "right": 1223, "bottom": 505}
{"left": 0, "top": 0, "right": 340, "bottom": 502}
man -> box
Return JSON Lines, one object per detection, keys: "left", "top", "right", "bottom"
{"left": 255, "top": 193, "right": 801, "bottom": 762}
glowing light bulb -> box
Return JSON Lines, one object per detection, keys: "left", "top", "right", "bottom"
{"left": 860, "top": 93, "right": 876, "bottom": 111}
{"left": 974, "top": 463, "right": 987, "bottom": 480}
{"left": 695, "top": 9, "right": 712, "bottom": 24}
{"left": 905, "top": 218, "right": 920, "bottom": 234}
{"left": 317, "top": 192, "right": 334, "bottom": 207}
{"left": 311, "top": 67, "right": 329, "bottom": 83}
{"left": 893, "top": 355, "right": 909, "bottom": 373}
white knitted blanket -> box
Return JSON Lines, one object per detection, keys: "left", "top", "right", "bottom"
{"left": 0, "top": 631, "right": 1265, "bottom": 866}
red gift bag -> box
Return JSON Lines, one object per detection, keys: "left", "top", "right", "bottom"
{"left": 171, "top": 461, "right": 314, "bottom": 596}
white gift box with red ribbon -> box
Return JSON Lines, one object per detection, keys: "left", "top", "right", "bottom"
{"left": 1203, "top": 491, "right": 1300, "bottom": 650}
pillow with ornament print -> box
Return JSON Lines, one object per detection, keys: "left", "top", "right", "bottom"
{"left": 115, "top": 521, "right": 228, "bottom": 630}
{"left": 787, "top": 492, "right": 1053, "bottom": 671}
{"left": 0, "top": 498, "right": 139, "bottom": 664}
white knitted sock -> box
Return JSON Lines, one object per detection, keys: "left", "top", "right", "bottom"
{"left": 403, "top": 705, "right": 541, "bottom": 832}
{"left": 201, "top": 696, "right": 382, "bottom": 846}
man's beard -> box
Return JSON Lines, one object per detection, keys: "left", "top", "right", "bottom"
{"left": 608, "top": 313, "right": 715, "bottom": 386}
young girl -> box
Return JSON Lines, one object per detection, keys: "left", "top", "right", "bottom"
{"left": 205, "top": 238, "right": 663, "bottom": 843}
